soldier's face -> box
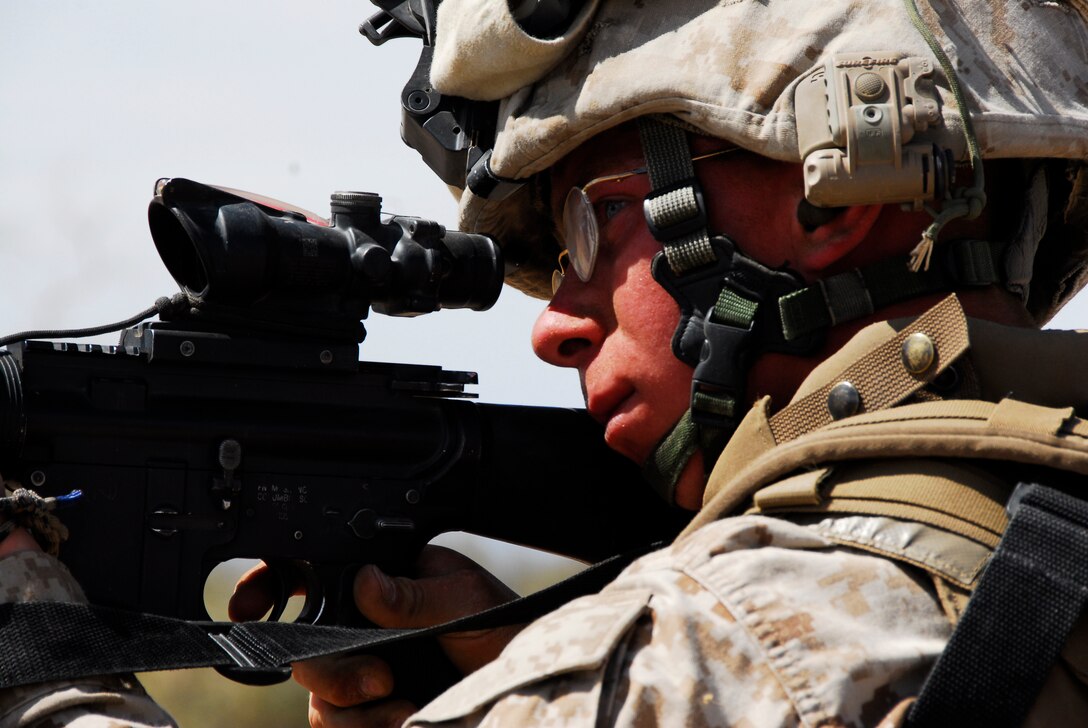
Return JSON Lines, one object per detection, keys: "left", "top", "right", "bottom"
{"left": 531, "top": 127, "right": 699, "bottom": 504}
{"left": 532, "top": 124, "right": 804, "bottom": 508}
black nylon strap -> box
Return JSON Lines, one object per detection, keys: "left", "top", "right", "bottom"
{"left": 779, "top": 239, "right": 999, "bottom": 342}
{"left": 906, "top": 483, "right": 1088, "bottom": 727}
{"left": 0, "top": 541, "right": 662, "bottom": 689}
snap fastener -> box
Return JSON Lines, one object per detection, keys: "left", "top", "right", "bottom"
{"left": 828, "top": 381, "right": 861, "bottom": 420}
{"left": 902, "top": 332, "right": 936, "bottom": 375}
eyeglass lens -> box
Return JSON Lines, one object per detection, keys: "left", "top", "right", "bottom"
{"left": 561, "top": 185, "right": 600, "bottom": 283}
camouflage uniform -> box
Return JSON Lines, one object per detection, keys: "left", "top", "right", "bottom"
{"left": 392, "top": 1, "right": 1088, "bottom": 719}
{"left": 408, "top": 517, "right": 946, "bottom": 727}
{"left": 0, "top": 550, "right": 177, "bottom": 728}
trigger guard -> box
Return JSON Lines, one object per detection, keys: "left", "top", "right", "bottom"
{"left": 214, "top": 664, "right": 292, "bottom": 686}
{"left": 295, "top": 564, "right": 327, "bottom": 624}
{"left": 266, "top": 560, "right": 326, "bottom": 624}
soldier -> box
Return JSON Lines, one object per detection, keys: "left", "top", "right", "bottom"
{"left": 4, "top": 0, "right": 1088, "bottom": 726}
{"left": 281, "top": 0, "right": 1088, "bottom": 725}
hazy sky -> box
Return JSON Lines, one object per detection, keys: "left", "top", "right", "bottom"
{"left": 3, "top": 2, "right": 1087, "bottom": 404}
{"left": 0, "top": 0, "right": 583, "bottom": 408}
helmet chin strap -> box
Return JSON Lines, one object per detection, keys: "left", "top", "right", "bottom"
{"left": 641, "top": 234, "right": 815, "bottom": 504}
{"left": 636, "top": 116, "right": 1005, "bottom": 504}
{"left": 637, "top": 116, "right": 814, "bottom": 503}
{"left": 643, "top": 409, "right": 702, "bottom": 505}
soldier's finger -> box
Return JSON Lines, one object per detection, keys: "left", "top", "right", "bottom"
{"left": 292, "top": 654, "right": 395, "bottom": 707}
{"left": 227, "top": 562, "right": 276, "bottom": 621}
{"left": 228, "top": 560, "right": 309, "bottom": 621}
{"left": 308, "top": 693, "right": 416, "bottom": 728}
{"left": 353, "top": 547, "right": 522, "bottom": 674}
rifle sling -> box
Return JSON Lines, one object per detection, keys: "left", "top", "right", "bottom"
{"left": 0, "top": 541, "right": 662, "bottom": 689}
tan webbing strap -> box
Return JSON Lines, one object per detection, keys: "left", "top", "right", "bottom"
{"left": 752, "top": 457, "right": 1005, "bottom": 541}
{"left": 988, "top": 399, "right": 1075, "bottom": 436}
{"left": 751, "top": 468, "right": 828, "bottom": 510}
{"left": 1067, "top": 418, "right": 1088, "bottom": 438}
{"left": 814, "top": 499, "right": 1001, "bottom": 546}
{"left": 686, "top": 397, "right": 1088, "bottom": 537}
{"left": 751, "top": 459, "right": 1009, "bottom": 546}
{"left": 769, "top": 295, "right": 969, "bottom": 443}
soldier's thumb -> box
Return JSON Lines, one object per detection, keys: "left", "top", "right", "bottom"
{"left": 353, "top": 563, "right": 447, "bottom": 629}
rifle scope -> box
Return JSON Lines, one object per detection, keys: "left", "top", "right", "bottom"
{"left": 148, "top": 178, "right": 503, "bottom": 321}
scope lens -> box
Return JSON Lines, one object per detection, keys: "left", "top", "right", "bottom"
{"left": 439, "top": 232, "right": 504, "bottom": 311}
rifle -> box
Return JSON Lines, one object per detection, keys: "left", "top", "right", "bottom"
{"left": 0, "top": 178, "right": 685, "bottom": 641}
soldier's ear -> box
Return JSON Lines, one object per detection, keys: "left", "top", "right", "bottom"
{"left": 791, "top": 201, "right": 883, "bottom": 275}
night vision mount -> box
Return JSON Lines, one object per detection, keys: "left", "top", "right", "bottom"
{"left": 361, "top": 0, "right": 583, "bottom": 201}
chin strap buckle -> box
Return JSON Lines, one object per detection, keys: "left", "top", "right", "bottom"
{"left": 690, "top": 286, "right": 759, "bottom": 429}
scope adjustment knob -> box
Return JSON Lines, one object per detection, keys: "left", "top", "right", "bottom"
{"left": 330, "top": 191, "right": 382, "bottom": 215}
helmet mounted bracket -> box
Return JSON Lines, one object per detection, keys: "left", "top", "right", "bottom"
{"left": 363, "top": 0, "right": 515, "bottom": 197}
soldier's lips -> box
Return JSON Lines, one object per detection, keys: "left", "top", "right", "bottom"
{"left": 589, "top": 388, "right": 652, "bottom": 462}
{"left": 587, "top": 384, "right": 630, "bottom": 427}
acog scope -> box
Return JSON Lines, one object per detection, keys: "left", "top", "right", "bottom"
{"left": 148, "top": 178, "right": 503, "bottom": 340}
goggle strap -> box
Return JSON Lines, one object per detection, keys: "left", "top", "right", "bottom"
{"left": 637, "top": 116, "right": 697, "bottom": 189}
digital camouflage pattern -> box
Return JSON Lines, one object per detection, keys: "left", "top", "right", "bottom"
{"left": 0, "top": 550, "right": 177, "bottom": 728}
{"left": 437, "top": 0, "right": 1088, "bottom": 171}
{"left": 407, "top": 515, "right": 948, "bottom": 727}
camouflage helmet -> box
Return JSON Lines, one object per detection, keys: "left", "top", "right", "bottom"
{"left": 422, "top": 0, "right": 1088, "bottom": 323}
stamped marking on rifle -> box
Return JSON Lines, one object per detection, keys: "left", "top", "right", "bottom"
{"left": 256, "top": 482, "right": 309, "bottom": 521}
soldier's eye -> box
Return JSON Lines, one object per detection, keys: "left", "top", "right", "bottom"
{"left": 601, "top": 199, "right": 628, "bottom": 220}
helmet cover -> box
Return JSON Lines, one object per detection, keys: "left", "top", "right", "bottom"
{"left": 432, "top": 0, "right": 1088, "bottom": 319}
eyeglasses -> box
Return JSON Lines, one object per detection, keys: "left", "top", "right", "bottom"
{"left": 551, "top": 147, "right": 737, "bottom": 295}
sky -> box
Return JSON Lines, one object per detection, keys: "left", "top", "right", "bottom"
{"left": 0, "top": 0, "right": 584, "bottom": 409}
{"left": 4, "top": 1, "right": 1087, "bottom": 402}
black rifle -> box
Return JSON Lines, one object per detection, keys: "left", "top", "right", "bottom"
{"left": 0, "top": 178, "right": 685, "bottom": 635}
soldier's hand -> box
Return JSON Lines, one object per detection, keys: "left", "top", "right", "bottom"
{"left": 351, "top": 545, "right": 520, "bottom": 674}
{"left": 230, "top": 545, "right": 521, "bottom": 727}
